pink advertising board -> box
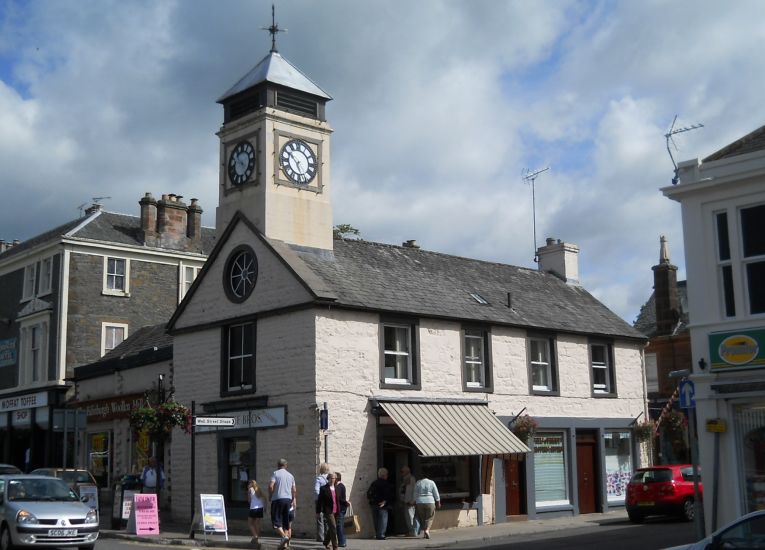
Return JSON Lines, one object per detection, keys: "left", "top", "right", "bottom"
{"left": 133, "top": 493, "right": 160, "bottom": 535}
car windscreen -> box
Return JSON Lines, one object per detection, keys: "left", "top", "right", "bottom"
{"left": 7, "top": 479, "right": 79, "bottom": 501}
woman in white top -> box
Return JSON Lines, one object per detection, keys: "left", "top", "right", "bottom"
{"left": 247, "top": 479, "right": 266, "bottom": 546}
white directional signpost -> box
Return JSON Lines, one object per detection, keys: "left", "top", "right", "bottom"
{"left": 194, "top": 417, "right": 236, "bottom": 427}
{"left": 679, "top": 379, "right": 696, "bottom": 409}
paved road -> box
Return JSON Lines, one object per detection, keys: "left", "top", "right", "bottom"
{"left": 452, "top": 517, "right": 696, "bottom": 550}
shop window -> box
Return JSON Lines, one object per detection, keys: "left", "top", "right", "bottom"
{"left": 527, "top": 335, "right": 558, "bottom": 394}
{"left": 222, "top": 322, "right": 255, "bottom": 395}
{"left": 88, "top": 432, "right": 110, "bottom": 488}
{"left": 533, "top": 432, "right": 569, "bottom": 507}
{"left": 604, "top": 431, "right": 632, "bottom": 503}
{"left": 590, "top": 342, "right": 616, "bottom": 396}
{"left": 380, "top": 319, "right": 419, "bottom": 389}
{"left": 226, "top": 438, "right": 253, "bottom": 504}
{"left": 734, "top": 402, "right": 765, "bottom": 513}
{"left": 462, "top": 327, "right": 492, "bottom": 391}
{"left": 419, "top": 456, "right": 472, "bottom": 500}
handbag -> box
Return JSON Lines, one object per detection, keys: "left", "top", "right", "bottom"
{"left": 344, "top": 501, "right": 361, "bottom": 534}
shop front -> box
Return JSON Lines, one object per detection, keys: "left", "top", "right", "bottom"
{"left": 372, "top": 398, "right": 530, "bottom": 531}
{"left": 497, "top": 417, "right": 636, "bottom": 519}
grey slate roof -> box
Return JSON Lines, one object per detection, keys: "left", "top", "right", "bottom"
{"left": 0, "top": 211, "right": 216, "bottom": 260}
{"left": 290, "top": 239, "right": 643, "bottom": 340}
{"left": 218, "top": 51, "right": 331, "bottom": 103}
{"left": 633, "top": 280, "right": 689, "bottom": 338}
{"left": 74, "top": 323, "right": 172, "bottom": 380}
{"left": 704, "top": 124, "right": 765, "bottom": 162}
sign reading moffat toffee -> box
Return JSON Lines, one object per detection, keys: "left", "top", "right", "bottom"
{"left": 709, "top": 328, "right": 765, "bottom": 371}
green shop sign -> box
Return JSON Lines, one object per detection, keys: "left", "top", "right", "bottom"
{"left": 709, "top": 328, "right": 765, "bottom": 371}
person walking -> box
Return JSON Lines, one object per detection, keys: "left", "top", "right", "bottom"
{"left": 269, "top": 458, "right": 297, "bottom": 549}
{"left": 314, "top": 463, "right": 331, "bottom": 542}
{"left": 316, "top": 472, "right": 342, "bottom": 550}
{"left": 414, "top": 473, "right": 440, "bottom": 539}
{"left": 247, "top": 479, "right": 266, "bottom": 548}
{"left": 335, "top": 472, "right": 349, "bottom": 548}
{"left": 399, "top": 465, "right": 417, "bottom": 536}
{"left": 367, "top": 467, "right": 394, "bottom": 540}
{"left": 140, "top": 456, "right": 165, "bottom": 494}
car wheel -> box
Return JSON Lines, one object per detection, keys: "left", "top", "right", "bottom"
{"left": 682, "top": 498, "right": 694, "bottom": 521}
{"left": 0, "top": 526, "right": 14, "bottom": 550}
{"left": 627, "top": 509, "right": 644, "bottom": 523}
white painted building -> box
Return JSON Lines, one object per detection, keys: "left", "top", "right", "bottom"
{"left": 664, "top": 127, "right": 765, "bottom": 533}
{"left": 167, "top": 45, "right": 646, "bottom": 537}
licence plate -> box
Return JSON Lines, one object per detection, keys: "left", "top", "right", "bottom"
{"left": 637, "top": 501, "right": 654, "bottom": 507}
{"left": 48, "top": 529, "right": 77, "bottom": 536}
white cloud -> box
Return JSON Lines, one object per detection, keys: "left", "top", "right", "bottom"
{"left": 0, "top": 0, "right": 763, "bottom": 324}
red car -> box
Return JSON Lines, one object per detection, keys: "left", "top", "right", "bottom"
{"left": 626, "top": 464, "right": 703, "bottom": 523}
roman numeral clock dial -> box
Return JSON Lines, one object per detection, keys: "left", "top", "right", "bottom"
{"left": 279, "top": 139, "right": 317, "bottom": 184}
{"left": 228, "top": 140, "right": 256, "bottom": 186}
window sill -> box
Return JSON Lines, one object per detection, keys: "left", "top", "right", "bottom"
{"left": 220, "top": 387, "right": 256, "bottom": 398}
{"left": 591, "top": 392, "right": 618, "bottom": 398}
{"left": 102, "top": 290, "right": 130, "bottom": 297}
{"left": 379, "top": 382, "right": 421, "bottom": 391}
{"left": 463, "top": 385, "right": 492, "bottom": 393}
{"left": 531, "top": 389, "right": 560, "bottom": 396}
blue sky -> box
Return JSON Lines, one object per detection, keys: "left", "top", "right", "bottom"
{"left": 2, "top": 0, "right": 764, "bottom": 325}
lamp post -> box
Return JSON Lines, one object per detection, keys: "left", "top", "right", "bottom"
{"left": 669, "top": 369, "right": 704, "bottom": 539}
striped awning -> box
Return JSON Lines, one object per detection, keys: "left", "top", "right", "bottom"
{"left": 378, "top": 401, "right": 530, "bottom": 457}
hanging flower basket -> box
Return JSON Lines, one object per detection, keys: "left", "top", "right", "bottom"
{"left": 129, "top": 401, "right": 192, "bottom": 439}
{"left": 511, "top": 414, "right": 538, "bottom": 443}
{"left": 633, "top": 419, "right": 656, "bottom": 442}
{"left": 663, "top": 410, "right": 687, "bottom": 435}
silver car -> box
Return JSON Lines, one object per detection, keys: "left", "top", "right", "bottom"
{"left": 663, "top": 510, "right": 765, "bottom": 550}
{"left": 0, "top": 475, "right": 98, "bottom": 550}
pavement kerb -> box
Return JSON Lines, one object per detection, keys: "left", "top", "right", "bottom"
{"left": 99, "top": 510, "right": 629, "bottom": 549}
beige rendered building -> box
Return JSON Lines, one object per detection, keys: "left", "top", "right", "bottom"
{"left": 168, "top": 44, "right": 647, "bottom": 537}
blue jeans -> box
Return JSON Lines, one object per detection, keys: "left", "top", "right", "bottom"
{"left": 373, "top": 506, "right": 388, "bottom": 539}
{"left": 336, "top": 511, "right": 346, "bottom": 546}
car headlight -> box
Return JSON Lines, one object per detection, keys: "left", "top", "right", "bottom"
{"left": 16, "top": 510, "right": 39, "bottom": 524}
{"left": 85, "top": 510, "right": 98, "bottom": 524}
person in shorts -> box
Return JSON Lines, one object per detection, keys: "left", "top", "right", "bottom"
{"left": 269, "top": 458, "right": 297, "bottom": 549}
{"left": 247, "top": 479, "right": 265, "bottom": 547}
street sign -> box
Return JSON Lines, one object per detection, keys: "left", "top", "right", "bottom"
{"left": 679, "top": 380, "right": 696, "bottom": 409}
{"left": 194, "top": 416, "right": 236, "bottom": 427}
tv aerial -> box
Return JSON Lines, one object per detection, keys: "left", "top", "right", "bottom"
{"left": 665, "top": 115, "right": 703, "bottom": 185}
{"left": 522, "top": 166, "right": 550, "bottom": 263}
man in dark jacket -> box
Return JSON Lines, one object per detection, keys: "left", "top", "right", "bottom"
{"left": 368, "top": 467, "right": 394, "bottom": 540}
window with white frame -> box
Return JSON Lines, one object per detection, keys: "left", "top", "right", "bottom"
{"left": 463, "top": 328, "right": 491, "bottom": 390}
{"left": 741, "top": 204, "right": 765, "bottom": 315}
{"left": 716, "top": 211, "right": 736, "bottom": 317}
{"left": 224, "top": 322, "right": 255, "bottom": 393}
{"left": 528, "top": 336, "right": 558, "bottom": 393}
{"left": 180, "top": 264, "right": 201, "bottom": 301}
{"left": 38, "top": 257, "right": 53, "bottom": 295}
{"left": 103, "top": 257, "right": 129, "bottom": 295}
{"left": 533, "top": 432, "right": 569, "bottom": 506}
{"left": 19, "top": 316, "right": 49, "bottom": 386}
{"left": 381, "top": 322, "right": 418, "bottom": 386}
{"left": 22, "top": 263, "right": 37, "bottom": 301}
{"left": 101, "top": 323, "right": 128, "bottom": 356}
{"left": 590, "top": 342, "right": 616, "bottom": 395}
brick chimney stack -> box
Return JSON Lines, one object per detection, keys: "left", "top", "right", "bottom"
{"left": 652, "top": 235, "right": 680, "bottom": 336}
{"left": 139, "top": 192, "right": 157, "bottom": 242}
{"left": 187, "top": 198, "right": 203, "bottom": 241}
{"left": 536, "top": 237, "right": 580, "bottom": 285}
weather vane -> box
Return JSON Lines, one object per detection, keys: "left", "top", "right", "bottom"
{"left": 262, "top": 4, "right": 287, "bottom": 53}
{"left": 665, "top": 115, "right": 703, "bottom": 185}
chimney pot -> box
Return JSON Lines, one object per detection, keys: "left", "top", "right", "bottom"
{"left": 537, "top": 237, "right": 580, "bottom": 285}
{"left": 546, "top": 237, "right": 555, "bottom": 246}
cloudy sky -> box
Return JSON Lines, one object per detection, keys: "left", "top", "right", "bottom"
{"left": 1, "top": 0, "right": 763, "bottom": 324}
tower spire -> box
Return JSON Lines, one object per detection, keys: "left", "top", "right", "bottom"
{"left": 262, "top": 4, "right": 286, "bottom": 53}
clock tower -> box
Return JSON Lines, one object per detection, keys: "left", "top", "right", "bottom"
{"left": 215, "top": 29, "right": 333, "bottom": 250}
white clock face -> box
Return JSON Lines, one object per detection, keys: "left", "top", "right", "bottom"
{"left": 228, "top": 141, "right": 255, "bottom": 186}
{"left": 280, "top": 139, "right": 317, "bottom": 184}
